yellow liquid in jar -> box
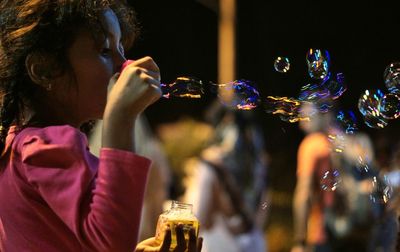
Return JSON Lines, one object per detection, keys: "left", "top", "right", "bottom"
{"left": 155, "top": 215, "right": 199, "bottom": 251}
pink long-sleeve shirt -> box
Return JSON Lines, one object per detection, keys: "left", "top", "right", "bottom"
{"left": 0, "top": 125, "right": 151, "bottom": 251}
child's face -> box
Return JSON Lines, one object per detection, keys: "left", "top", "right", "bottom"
{"left": 54, "top": 8, "right": 125, "bottom": 126}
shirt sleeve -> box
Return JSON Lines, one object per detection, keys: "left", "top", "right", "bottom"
{"left": 17, "top": 126, "right": 151, "bottom": 251}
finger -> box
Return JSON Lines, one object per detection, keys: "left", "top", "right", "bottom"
{"left": 135, "top": 236, "right": 165, "bottom": 252}
{"left": 129, "top": 56, "right": 160, "bottom": 73}
{"left": 160, "top": 228, "right": 172, "bottom": 252}
{"left": 108, "top": 72, "right": 120, "bottom": 92}
{"left": 174, "top": 224, "right": 187, "bottom": 252}
{"left": 142, "top": 79, "right": 163, "bottom": 103}
{"left": 137, "top": 71, "right": 163, "bottom": 101}
{"left": 197, "top": 237, "right": 203, "bottom": 252}
{"left": 188, "top": 227, "right": 197, "bottom": 252}
{"left": 109, "top": 72, "right": 120, "bottom": 85}
{"left": 126, "top": 66, "right": 161, "bottom": 84}
{"left": 136, "top": 67, "right": 161, "bottom": 83}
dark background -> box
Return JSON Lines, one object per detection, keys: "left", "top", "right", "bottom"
{"left": 128, "top": 0, "right": 400, "bottom": 187}
{"left": 127, "top": 1, "right": 400, "bottom": 247}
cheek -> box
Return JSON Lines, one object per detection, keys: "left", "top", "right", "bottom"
{"left": 75, "top": 69, "right": 111, "bottom": 117}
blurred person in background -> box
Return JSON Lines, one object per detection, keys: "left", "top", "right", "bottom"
{"left": 291, "top": 103, "right": 335, "bottom": 252}
{"left": 182, "top": 102, "right": 270, "bottom": 252}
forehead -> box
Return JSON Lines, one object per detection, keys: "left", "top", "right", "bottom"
{"left": 100, "top": 8, "right": 121, "bottom": 40}
{"left": 75, "top": 9, "right": 121, "bottom": 45}
{"left": 69, "top": 9, "right": 121, "bottom": 57}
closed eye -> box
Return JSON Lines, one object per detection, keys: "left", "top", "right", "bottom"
{"left": 101, "top": 48, "right": 112, "bottom": 57}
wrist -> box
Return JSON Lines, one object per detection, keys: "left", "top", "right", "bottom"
{"left": 102, "top": 112, "right": 136, "bottom": 152}
{"left": 103, "top": 102, "right": 140, "bottom": 122}
{"left": 103, "top": 109, "right": 137, "bottom": 126}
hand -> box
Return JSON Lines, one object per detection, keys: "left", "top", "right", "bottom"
{"left": 105, "top": 56, "right": 162, "bottom": 119}
{"left": 135, "top": 224, "right": 203, "bottom": 252}
{"left": 291, "top": 245, "right": 306, "bottom": 252}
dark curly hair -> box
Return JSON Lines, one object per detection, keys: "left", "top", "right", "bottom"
{"left": 0, "top": 0, "right": 139, "bottom": 155}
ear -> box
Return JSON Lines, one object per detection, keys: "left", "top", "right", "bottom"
{"left": 25, "top": 52, "right": 51, "bottom": 88}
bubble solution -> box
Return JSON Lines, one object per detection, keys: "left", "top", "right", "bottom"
{"left": 155, "top": 201, "right": 199, "bottom": 251}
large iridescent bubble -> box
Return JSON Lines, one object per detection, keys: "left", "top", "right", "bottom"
{"left": 121, "top": 60, "right": 205, "bottom": 99}
{"left": 215, "top": 80, "right": 261, "bottom": 110}
{"left": 263, "top": 96, "right": 312, "bottom": 123}
{"left": 161, "top": 77, "right": 204, "bottom": 98}
{"left": 298, "top": 82, "right": 332, "bottom": 113}
{"left": 298, "top": 83, "right": 330, "bottom": 101}
{"left": 306, "top": 49, "right": 330, "bottom": 80}
{"left": 383, "top": 62, "right": 400, "bottom": 94}
{"left": 358, "top": 89, "right": 388, "bottom": 129}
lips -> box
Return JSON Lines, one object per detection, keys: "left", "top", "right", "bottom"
{"left": 120, "top": 59, "right": 134, "bottom": 72}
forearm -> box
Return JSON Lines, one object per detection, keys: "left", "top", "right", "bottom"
{"left": 81, "top": 149, "right": 151, "bottom": 251}
{"left": 102, "top": 111, "right": 136, "bottom": 152}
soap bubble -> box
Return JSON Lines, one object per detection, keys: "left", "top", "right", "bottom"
{"left": 320, "top": 169, "right": 341, "bottom": 191}
{"left": 358, "top": 89, "right": 388, "bottom": 129}
{"left": 321, "top": 72, "right": 347, "bottom": 100}
{"left": 378, "top": 93, "right": 400, "bottom": 119}
{"left": 306, "top": 49, "right": 330, "bottom": 80}
{"left": 263, "top": 96, "right": 312, "bottom": 123}
{"left": 369, "top": 175, "right": 393, "bottom": 205}
{"left": 274, "top": 56, "right": 290, "bottom": 73}
{"left": 162, "top": 77, "right": 205, "bottom": 98}
{"left": 216, "top": 80, "right": 260, "bottom": 110}
{"left": 298, "top": 82, "right": 333, "bottom": 113}
{"left": 383, "top": 62, "right": 400, "bottom": 94}
{"left": 362, "top": 115, "right": 388, "bottom": 129}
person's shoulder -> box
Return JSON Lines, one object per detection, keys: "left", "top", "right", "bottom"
{"left": 11, "top": 125, "right": 89, "bottom": 167}
{"left": 14, "top": 125, "right": 87, "bottom": 150}
{"left": 302, "top": 132, "right": 329, "bottom": 144}
{"left": 299, "top": 132, "right": 330, "bottom": 154}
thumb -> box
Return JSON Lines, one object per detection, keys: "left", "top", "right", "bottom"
{"left": 108, "top": 72, "right": 120, "bottom": 91}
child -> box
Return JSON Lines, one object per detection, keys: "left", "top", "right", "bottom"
{"left": 0, "top": 1, "right": 201, "bottom": 251}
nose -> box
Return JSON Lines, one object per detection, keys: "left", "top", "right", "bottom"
{"left": 114, "top": 51, "right": 127, "bottom": 73}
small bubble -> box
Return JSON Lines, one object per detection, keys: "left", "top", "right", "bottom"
{"left": 383, "top": 62, "right": 400, "bottom": 94}
{"left": 261, "top": 202, "right": 268, "bottom": 210}
{"left": 306, "top": 49, "right": 330, "bottom": 80}
{"left": 320, "top": 169, "right": 341, "bottom": 191}
{"left": 358, "top": 89, "right": 388, "bottom": 129}
{"left": 369, "top": 175, "right": 393, "bottom": 205}
{"left": 379, "top": 93, "right": 400, "bottom": 119}
{"left": 274, "top": 57, "right": 290, "bottom": 73}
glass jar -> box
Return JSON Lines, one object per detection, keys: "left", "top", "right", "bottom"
{"left": 155, "top": 201, "right": 199, "bottom": 250}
